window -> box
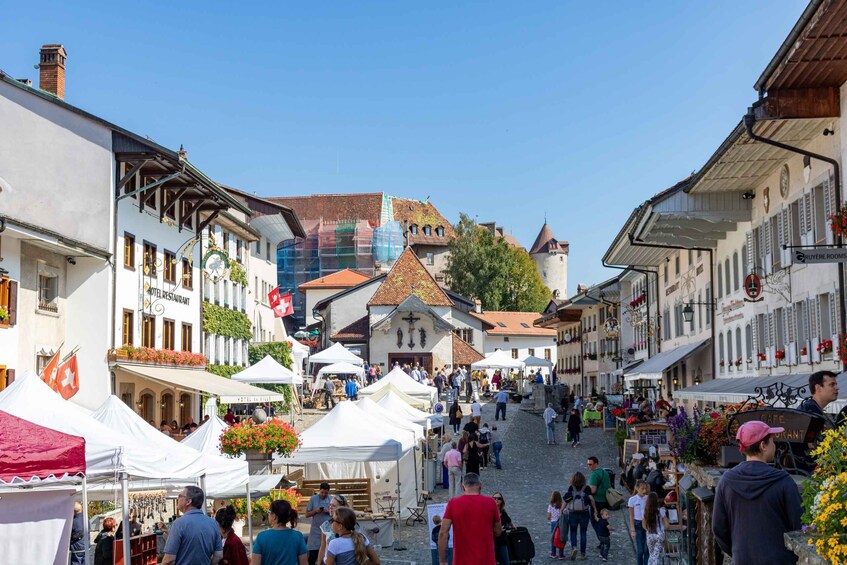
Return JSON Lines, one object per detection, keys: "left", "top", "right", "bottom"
{"left": 736, "top": 327, "right": 743, "bottom": 364}
{"left": 124, "top": 233, "right": 135, "bottom": 269}
{"left": 163, "top": 251, "right": 176, "bottom": 284}
{"left": 545, "top": 349, "right": 551, "bottom": 361}
{"left": 453, "top": 328, "right": 474, "bottom": 345}
{"left": 163, "top": 319, "right": 175, "bottom": 350}
{"left": 521, "top": 323, "right": 530, "bottom": 328}
{"left": 423, "top": 225, "right": 432, "bottom": 236}
{"left": 705, "top": 285, "right": 712, "bottom": 326}
{"left": 410, "top": 224, "right": 418, "bottom": 235}
{"left": 235, "top": 239, "right": 243, "bottom": 263}
{"left": 143, "top": 242, "right": 157, "bottom": 275}
{"left": 746, "top": 324, "right": 753, "bottom": 360}
{"left": 142, "top": 315, "right": 155, "bottom": 348}
{"left": 267, "top": 241, "right": 272, "bottom": 260}
{"left": 724, "top": 258, "right": 731, "bottom": 295}
{"left": 675, "top": 255, "right": 680, "bottom": 277}
{"left": 0, "top": 276, "right": 16, "bottom": 327}
{"left": 38, "top": 273, "right": 58, "bottom": 313}
{"left": 511, "top": 348, "right": 518, "bottom": 359}
{"left": 223, "top": 232, "right": 229, "bottom": 254}
{"left": 697, "top": 249, "right": 702, "bottom": 260}
{"left": 664, "top": 263, "right": 669, "bottom": 285}
{"left": 256, "top": 239, "right": 261, "bottom": 254}
{"left": 182, "top": 323, "right": 192, "bottom": 352}
{"left": 718, "top": 333, "right": 725, "bottom": 372}
{"left": 528, "top": 348, "right": 535, "bottom": 357}
{"left": 717, "top": 264, "right": 723, "bottom": 298}
{"left": 426, "top": 252, "right": 434, "bottom": 265}
{"left": 726, "top": 330, "right": 733, "bottom": 365}
{"left": 497, "top": 322, "right": 506, "bottom": 328}
{"left": 182, "top": 258, "right": 193, "bottom": 289}
{"left": 123, "top": 166, "right": 138, "bottom": 198}
{"left": 436, "top": 226, "right": 444, "bottom": 237}
{"left": 122, "top": 310, "right": 134, "bottom": 346}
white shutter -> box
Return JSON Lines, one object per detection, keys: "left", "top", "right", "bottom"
{"left": 769, "top": 312, "right": 777, "bottom": 364}
{"left": 813, "top": 296, "right": 822, "bottom": 363}
{"left": 831, "top": 292, "right": 839, "bottom": 337}
{"left": 783, "top": 308, "right": 795, "bottom": 365}
{"left": 763, "top": 220, "right": 773, "bottom": 274}
{"left": 804, "top": 192, "right": 814, "bottom": 244}
{"left": 745, "top": 230, "right": 755, "bottom": 272}
{"left": 824, "top": 176, "right": 835, "bottom": 245}
{"left": 752, "top": 316, "right": 760, "bottom": 368}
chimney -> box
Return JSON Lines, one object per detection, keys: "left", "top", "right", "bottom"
{"left": 577, "top": 283, "right": 587, "bottom": 294}
{"left": 474, "top": 298, "right": 482, "bottom": 314}
{"left": 39, "top": 44, "right": 67, "bottom": 99}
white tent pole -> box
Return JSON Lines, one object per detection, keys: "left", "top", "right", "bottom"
{"left": 393, "top": 456, "right": 405, "bottom": 551}
{"left": 246, "top": 483, "right": 254, "bottom": 549}
{"left": 81, "top": 476, "right": 90, "bottom": 565}
{"left": 199, "top": 474, "right": 207, "bottom": 496}
{"left": 120, "top": 472, "right": 131, "bottom": 565}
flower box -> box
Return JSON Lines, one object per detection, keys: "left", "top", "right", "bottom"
{"left": 108, "top": 347, "right": 206, "bottom": 367}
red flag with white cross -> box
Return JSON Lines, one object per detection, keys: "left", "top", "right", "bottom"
{"left": 273, "top": 293, "right": 294, "bottom": 318}
{"left": 268, "top": 286, "right": 281, "bottom": 309}
{"left": 57, "top": 354, "right": 80, "bottom": 400}
{"left": 40, "top": 349, "right": 62, "bottom": 392}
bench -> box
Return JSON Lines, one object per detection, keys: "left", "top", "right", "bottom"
{"left": 297, "top": 478, "right": 372, "bottom": 513}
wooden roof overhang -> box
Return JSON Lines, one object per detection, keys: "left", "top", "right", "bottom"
{"left": 113, "top": 132, "right": 252, "bottom": 234}
{"left": 534, "top": 308, "right": 582, "bottom": 329}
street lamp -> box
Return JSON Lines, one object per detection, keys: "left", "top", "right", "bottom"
{"left": 682, "top": 301, "right": 717, "bottom": 323}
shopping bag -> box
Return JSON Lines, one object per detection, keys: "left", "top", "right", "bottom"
{"left": 605, "top": 487, "right": 624, "bottom": 510}
{"left": 553, "top": 526, "right": 566, "bottom": 549}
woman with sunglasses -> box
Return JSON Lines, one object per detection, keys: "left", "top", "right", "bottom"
{"left": 326, "top": 507, "right": 380, "bottom": 565}
{"left": 492, "top": 493, "right": 513, "bottom": 565}
{"left": 317, "top": 495, "right": 361, "bottom": 564}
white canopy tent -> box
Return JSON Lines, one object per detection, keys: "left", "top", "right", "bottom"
{"left": 360, "top": 382, "right": 431, "bottom": 410}
{"left": 231, "top": 355, "right": 304, "bottom": 385}
{"left": 356, "top": 397, "right": 425, "bottom": 441}
{"left": 471, "top": 350, "right": 526, "bottom": 370}
{"left": 317, "top": 362, "right": 366, "bottom": 377}
{"left": 522, "top": 354, "right": 554, "bottom": 368}
{"left": 309, "top": 343, "right": 364, "bottom": 366}
{"left": 274, "top": 402, "right": 416, "bottom": 517}
{"left": 286, "top": 337, "right": 310, "bottom": 375}
{"left": 376, "top": 390, "right": 443, "bottom": 428}
{"left": 358, "top": 367, "right": 437, "bottom": 405}
{"left": 91, "top": 396, "right": 250, "bottom": 498}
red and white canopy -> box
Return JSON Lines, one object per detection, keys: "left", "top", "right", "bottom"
{"left": 0, "top": 409, "right": 85, "bottom": 484}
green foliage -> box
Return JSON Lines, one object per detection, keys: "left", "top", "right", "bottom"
{"left": 229, "top": 262, "right": 248, "bottom": 286}
{"left": 207, "top": 364, "right": 246, "bottom": 378}
{"left": 614, "top": 428, "right": 628, "bottom": 448}
{"left": 248, "top": 342, "right": 295, "bottom": 413}
{"left": 444, "top": 213, "right": 550, "bottom": 312}
{"left": 202, "top": 301, "right": 252, "bottom": 340}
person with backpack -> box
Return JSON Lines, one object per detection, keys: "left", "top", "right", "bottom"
{"left": 478, "top": 425, "right": 491, "bottom": 469}
{"left": 643, "top": 493, "right": 667, "bottom": 565}
{"left": 563, "top": 472, "right": 598, "bottom": 561}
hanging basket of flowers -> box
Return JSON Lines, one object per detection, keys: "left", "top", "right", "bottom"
{"left": 838, "top": 333, "right": 847, "bottom": 365}
{"left": 775, "top": 349, "right": 786, "bottom": 361}
{"left": 757, "top": 352, "right": 767, "bottom": 361}
{"left": 220, "top": 419, "right": 300, "bottom": 458}
{"left": 828, "top": 206, "right": 847, "bottom": 239}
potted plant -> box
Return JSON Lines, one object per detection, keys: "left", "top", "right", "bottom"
{"left": 828, "top": 206, "right": 847, "bottom": 239}
{"left": 221, "top": 419, "right": 300, "bottom": 475}
{"left": 801, "top": 427, "right": 847, "bottom": 563}
{"left": 0, "top": 306, "right": 8, "bottom": 322}
{"left": 757, "top": 352, "right": 767, "bottom": 362}
{"left": 817, "top": 339, "right": 833, "bottom": 355}
{"left": 775, "top": 349, "right": 786, "bottom": 361}
{"left": 734, "top": 358, "right": 742, "bottom": 367}
{"left": 719, "top": 360, "right": 725, "bottom": 368}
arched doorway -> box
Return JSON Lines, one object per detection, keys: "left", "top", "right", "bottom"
{"left": 161, "top": 392, "right": 174, "bottom": 426}
{"left": 179, "top": 393, "right": 192, "bottom": 426}
{"left": 139, "top": 391, "right": 155, "bottom": 424}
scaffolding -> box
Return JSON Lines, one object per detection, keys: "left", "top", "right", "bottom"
{"left": 280, "top": 217, "right": 406, "bottom": 325}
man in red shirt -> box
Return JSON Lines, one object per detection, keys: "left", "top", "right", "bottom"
{"left": 438, "top": 472, "right": 502, "bottom": 565}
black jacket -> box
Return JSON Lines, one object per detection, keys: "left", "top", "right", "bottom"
{"left": 712, "top": 461, "right": 802, "bottom": 565}
{"left": 567, "top": 413, "right": 581, "bottom": 433}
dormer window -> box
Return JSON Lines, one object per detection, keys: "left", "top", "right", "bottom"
{"left": 410, "top": 224, "right": 418, "bottom": 235}
{"left": 436, "top": 226, "right": 444, "bottom": 237}
{"left": 423, "top": 225, "right": 432, "bottom": 236}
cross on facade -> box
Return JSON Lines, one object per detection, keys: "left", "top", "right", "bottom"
{"left": 401, "top": 313, "right": 420, "bottom": 328}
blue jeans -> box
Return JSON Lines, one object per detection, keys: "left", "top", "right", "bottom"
{"left": 493, "top": 441, "right": 503, "bottom": 468}
{"left": 495, "top": 402, "right": 507, "bottom": 420}
{"left": 431, "top": 548, "right": 453, "bottom": 565}
{"left": 494, "top": 544, "right": 510, "bottom": 565}
{"left": 550, "top": 520, "right": 564, "bottom": 556}
{"left": 546, "top": 422, "right": 556, "bottom": 443}
{"left": 569, "top": 511, "right": 590, "bottom": 555}
{"left": 634, "top": 520, "right": 648, "bottom": 565}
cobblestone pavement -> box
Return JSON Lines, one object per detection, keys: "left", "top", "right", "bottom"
{"left": 371, "top": 398, "right": 636, "bottom": 565}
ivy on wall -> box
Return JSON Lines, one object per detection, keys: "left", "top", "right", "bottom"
{"left": 207, "top": 364, "right": 246, "bottom": 378}
{"left": 229, "top": 262, "right": 248, "bottom": 286}
{"left": 202, "top": 301, "right": 252, "bottom": 340}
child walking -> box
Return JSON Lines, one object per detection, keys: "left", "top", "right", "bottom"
{"left": 628, "top": 480, "right": 650, "bottom": 565}
{"left": 547, "top": 491, "right": 565, "bottom": 559}
{"left": 596, "top": 508, "right": 615, "bottom": 562}
{"left": 643, "top": 492, "right": 667, "bottom": 565}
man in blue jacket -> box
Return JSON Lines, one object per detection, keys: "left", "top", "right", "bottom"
{"left": 712, "top": 420, "right": 802, "bottom": 565}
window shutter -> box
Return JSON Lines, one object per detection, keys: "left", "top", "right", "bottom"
{"left": 752, "top": 316, "right": 759, "bottom": 358}
{"left": 764, "top": 220, "right": 773, "bottom": 274}
{"left": 745, "top": 231, "right": 754, "bottom": 272}
{"left": 7, "top": 280, "right": 18, "bottom": 326}
{"left": 764, "top": 312, "right": 772, "bottom": 347}
{"left": 804, "top": 192, "right": 814, "bottom": 242}
{"left": 811, "top": 296, "right": 820, "bottom": 338}
{"left": 6, "top": 369, "right": 14, "bottom": 386}
{"left": 786, "top": 304, "right": 795, "bottom": 343}
{"left": 831, "top": 292, "right": 839, "bottom": 337}
{"left": 781, "top": 209, "right": 791, "bottom": 266}
{"left": 813, "top": 295, "right": 822, "bottom": 363}
{"left": 824, "top": 175, "right": 835, "bottom": 245}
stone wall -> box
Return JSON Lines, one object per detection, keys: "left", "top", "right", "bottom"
{"left": 785, "top": 532, "right": 827, "bottom": 565}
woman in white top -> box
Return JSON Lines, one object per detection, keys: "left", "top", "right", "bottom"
{"left": 547, "top": 490, "right": 565, "bottom": 559}
{"left": 317, "top": 495, "right": 360, "bottom": 564}
{"left": 325, "top": 507, "right": 379, "bottom": 565}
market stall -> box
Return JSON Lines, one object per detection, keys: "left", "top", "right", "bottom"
{"left": 358, "top": 367, "right": 437, "bottom": 405}
{"left": 375, "top": 390, "right": 443, "bottom": 428}
{"left": 231, "top": 354, "right": 304, "bottom": 385}
{"left": 308, "top": 342, "right": 364, "bottom": 366}
{"left": 472, "top": 350, "right": 526, "bottom": 392}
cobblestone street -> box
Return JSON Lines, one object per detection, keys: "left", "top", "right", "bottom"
{"left": 372, "top": 398, "right": 636, "bottom": 565}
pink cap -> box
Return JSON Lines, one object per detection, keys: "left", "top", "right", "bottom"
{"left": 736, "top": 420, "right": 784, "bottom": 452}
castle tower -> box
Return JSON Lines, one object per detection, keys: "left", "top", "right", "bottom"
{"left": 529, "top": 222, "right": 569, "bottom": 298}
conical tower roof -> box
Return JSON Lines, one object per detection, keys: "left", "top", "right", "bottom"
{"left": 529, "top": 222, "right": 559, "bottom": 254}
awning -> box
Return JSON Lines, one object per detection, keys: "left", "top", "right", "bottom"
{"left": 613, "top": 359, "right": 644, "bottom": 377}
{"left": 674, "top": 373, "right": 847, "bottom": 414}
{"left": 624, "top": 338, "right": 710, "bottom": 383}
{"left": 115, "top": 364, "right": 285, "bottom": 404}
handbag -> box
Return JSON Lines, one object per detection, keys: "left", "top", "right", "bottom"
{"left": 455, "top": 407, "right": 463, "bottom": 419}
{"left": 605, "top": 487, "right": 624, "bottom": 510}
{"left": 553, "top": 526, "right": 566, "bottom": 549}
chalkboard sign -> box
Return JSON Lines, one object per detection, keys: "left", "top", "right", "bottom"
{"left": 603, "top": 408, "right": 616, "bottom": 431}
{"left": 623, "top": 439, "right": 639, "bottom": 462}
{"left": 635, "top": 424, "right": 669, "bottom": 449}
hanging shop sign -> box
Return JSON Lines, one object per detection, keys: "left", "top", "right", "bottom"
{"left": 792, "top": 248, "right": 847, "bottom": 265}
{"left": 744, "top": 272, "right": 763, "bottom": 302}
{"left": 147, "top": 286, "right": 190, "bottom": 306}
{"left": 202, "top": 248, "right": 231, "bottom": 282}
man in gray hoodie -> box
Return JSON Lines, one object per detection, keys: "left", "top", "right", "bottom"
{"left": 712, "top": 420, "right": 803, "bottom": 565}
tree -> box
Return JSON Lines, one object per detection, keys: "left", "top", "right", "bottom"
{"left": 445, "top": 213, "right": 550, "bottom": 312}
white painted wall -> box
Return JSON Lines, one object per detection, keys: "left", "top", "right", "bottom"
{"left": 0, "top": 81, "right": 113, "bottom": 252}
{"left": 303, "top": 288, "right": 340, "bottom": 327}
{"left": 248, "top": 231, "right": 286, "bottom": 343}
{"left": 368, "top": 308, "right": 453, "bottom": 370}
{"left": 484, "top": 335, "right": 557, "bottom": 375}
{"left": 451, "top": 309, "right": 486, "bottom": 354}
{"left": 323, "top": 280, "right": 382, "bottom": 341}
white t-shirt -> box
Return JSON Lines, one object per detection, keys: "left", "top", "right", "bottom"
{"left": 628, "top": 494, "right": 647, "bottom": 521}
{"left": 547, "top": 504, "right": 562, "bottom": 523}
{"left": 471, "top": 402, "right": 481, "bottom": 417}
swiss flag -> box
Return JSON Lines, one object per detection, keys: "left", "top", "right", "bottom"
{"left": 273, "top": 293, "right": 294, "bottom": 318}
{"left": 57, "top": 354, "right": 80, "bottom": 400}
{"left": 268, "top": 287, "right": 281, "bottom": 309}
{"left": 40, "top": 349, "right": 62, "bottom": 392}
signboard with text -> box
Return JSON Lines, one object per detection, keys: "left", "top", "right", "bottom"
{"left": 792, "top": 248, "right": 847, "bottom": 264}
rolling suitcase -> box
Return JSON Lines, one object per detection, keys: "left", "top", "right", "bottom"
{"left": 506, "top": 526, "right": 535, "bottom": 564}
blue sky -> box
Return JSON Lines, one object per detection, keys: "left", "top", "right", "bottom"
{"left": 3, "top": 1, "right": 806, "bottom": 294}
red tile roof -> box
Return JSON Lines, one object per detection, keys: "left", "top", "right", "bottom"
{"left": 368, "top": 248, "right": 453, "bottom": 306}
{"left": 298, "top": 269, "right": 372, "bottom": 292}
{"left": 268, "top": 193, "right": 384, "bottom": 225}
{"left": 392, "top": 197, "right": 455, "bottom": 246}
{"left": 471, "top": 311, "right": 557, "bottom": 337}
{"left": 331, "top": 316, "right": 370, "bottom": 342}
{"left": 453, "top": 334, "right": 484, "bottom": 365}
